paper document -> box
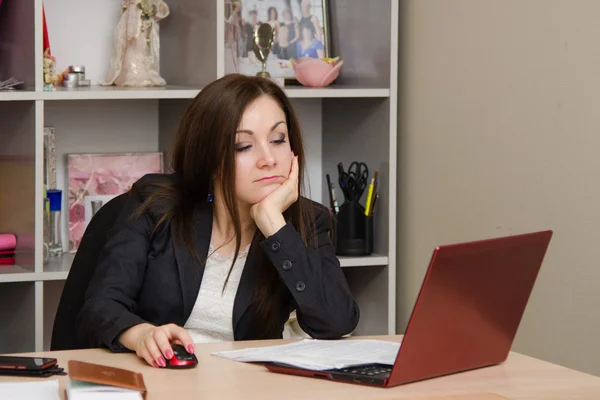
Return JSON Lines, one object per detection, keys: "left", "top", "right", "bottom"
{"left": 0, "top": 380, "right": 60, "bottom": 400}
{"left": 212, "top": 339, "right": 401, "bottom": 371}
{"left": 67, "top": 379, "right": 143, "bottom": 400}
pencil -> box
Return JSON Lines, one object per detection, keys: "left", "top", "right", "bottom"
{"left": 364, "top": 177, "right": 375, "bottom": 216}
{"left": 371, "top": 193, "right": 380, "bottom": 215}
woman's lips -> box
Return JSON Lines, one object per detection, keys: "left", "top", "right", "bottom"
{"left": 255, "top": 176, "right": 281, "bottom": 182}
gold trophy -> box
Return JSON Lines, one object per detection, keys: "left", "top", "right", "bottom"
{"left": 253, "top": 23, "right": 274, "bottom": 77}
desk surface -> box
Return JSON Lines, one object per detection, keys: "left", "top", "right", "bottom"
{"left": 1, "top": 335, "right": 599, "bottom": 400}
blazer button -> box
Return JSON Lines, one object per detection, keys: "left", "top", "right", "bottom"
{"left": 282, "top": 260, "right": 292, "bottom": 271}
{"left": 295, "top": 281, "right": 306, "bottom": 292}
{"left": 271, "top": 241, "right": 281, "bottom": 252}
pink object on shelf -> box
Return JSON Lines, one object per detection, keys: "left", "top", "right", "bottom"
{"left": 0, "top": 233, "right": 17, "bottom": 251}
{"left": 0, "top": 257, "right": 15, "bottom": 266}
{"left": 291, "top": 58, "right": 344, "bottom": 88}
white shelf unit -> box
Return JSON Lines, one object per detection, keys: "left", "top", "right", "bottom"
{"left": 0, "top": 0, "right": 398, "bottom": 353}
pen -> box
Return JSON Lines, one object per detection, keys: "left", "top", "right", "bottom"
{"left": 326, "top": 174, "right": 340, "bottom": 214}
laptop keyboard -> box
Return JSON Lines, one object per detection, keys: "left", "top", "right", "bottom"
{"left": 339, "top": 365, "right": 392, "bottom": 377}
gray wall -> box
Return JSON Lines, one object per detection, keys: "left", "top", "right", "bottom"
{"left": 397, "top": 0, "right": 600, "bottom": 376}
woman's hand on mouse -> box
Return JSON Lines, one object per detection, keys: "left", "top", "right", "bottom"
{"left": 120, "top": 323, "right": 195, "bottom": 368}
{"left": 250, "top": 154, "right": 299, "bottom": 237}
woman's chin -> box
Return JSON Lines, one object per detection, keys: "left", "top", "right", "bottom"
{"left": 244, "top": 185, "right": 280, "bottom": 205}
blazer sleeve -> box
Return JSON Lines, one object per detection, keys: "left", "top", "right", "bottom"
{"left": 259, "top": 205, "right": 360, "bottom": 338}
{"left": 76, "top": 185, "right": 152, "bottom": 352}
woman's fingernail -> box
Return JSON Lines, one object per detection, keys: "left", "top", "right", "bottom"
{"left": 153, "top": 361, "right": 160, "bottom": 368}
{"left": 165, "top": 350, "right": 173, "bottom": 359}
{"left": 187, "top": 344, "right": 195, "bottom": 354}
{"left": 158, "top": 357, "right": 166, "bottom": 367}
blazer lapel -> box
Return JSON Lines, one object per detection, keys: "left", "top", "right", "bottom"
{"left": 172, "top": 202, "right": 212, "bottom": 321}
{"left": 232, "top": 232, "right": 264, "bottom": 335}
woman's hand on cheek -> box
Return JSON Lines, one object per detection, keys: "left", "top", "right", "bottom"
{"left": 250, "top": 154, "right": 299, "bottom": 237}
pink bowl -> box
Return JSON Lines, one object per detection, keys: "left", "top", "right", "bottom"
{"left": 291, "top": 58, "right": 344, "bottom": 87}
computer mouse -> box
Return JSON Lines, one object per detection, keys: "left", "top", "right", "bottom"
{"left": 165, "top": 344, "right": 198, "bottom": 369}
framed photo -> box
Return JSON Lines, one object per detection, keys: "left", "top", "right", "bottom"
{"left": 66, "top": 152, "right": 163, "bottom": 252}
{"left": 224, "top": 0, "right": 330, "bottom": 79}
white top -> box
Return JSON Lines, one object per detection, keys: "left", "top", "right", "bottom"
{"left": 184, "top": 243, "right": 250, "bottom": 343}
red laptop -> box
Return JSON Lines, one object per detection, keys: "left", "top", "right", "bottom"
{"left": 266, "top": 230, "right": 553, "bottom": 387}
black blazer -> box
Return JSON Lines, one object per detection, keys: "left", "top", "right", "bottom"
{"left": 77, "top": 174, "right": 360, "bottom": 351}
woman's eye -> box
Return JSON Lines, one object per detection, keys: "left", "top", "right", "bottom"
{"left": 235, "top": 144, "right": 252, "bottom": 152}
{"left": 272, "top": 138, "right": 287, "bottom": 145}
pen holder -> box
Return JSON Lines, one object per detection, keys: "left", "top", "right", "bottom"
{"left": 334, "top": 200, "right": 373, "bottom": 256}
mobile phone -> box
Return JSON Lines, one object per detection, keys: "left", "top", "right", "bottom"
{"left": 0, "top": 356, "right": 57, "bottom": 372}
{"left": 0, "top": 365, "right": 65, "bottom": 377}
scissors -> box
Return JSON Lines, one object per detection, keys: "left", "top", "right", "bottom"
{"left": 337, "top": 162, "right": 369, "bottom": 202}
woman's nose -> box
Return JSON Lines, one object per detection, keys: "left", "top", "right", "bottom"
{"left": 256, "top": 145, "right": 276, "bottom": 168}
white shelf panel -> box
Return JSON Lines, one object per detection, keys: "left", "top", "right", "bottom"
{"left": 0, "top": 85, "right": 391, "bottom": 101}
{"left": 285, "top": 87, "right": 390, "bottom": 98}
{"left": 41, "top": 253, "right": 74, "bottom": 281}
{"left": 339, "top": 254, "right": 388, "bottom": 267}
{"left": 0, "top": 90, "right": 37, "bottom": 101}
{"left": 39, "top": 85, "right": 202, "bottom": 101}
{"left": 0, "top": 265, "right": 36, "bottom": 283}
{"left": 31, "top": 251, "right": 382, "bottom": 281}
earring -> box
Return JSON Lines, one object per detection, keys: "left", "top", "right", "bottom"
{"left": 208, "top": 179, "right": 214, "bottom": 203}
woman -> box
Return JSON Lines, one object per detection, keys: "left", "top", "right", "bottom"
{"left": 267, "top": 6, "right": 281, "bottom": 57}
{"left": 77, "top": 74, "right": 360, "bottom": 368}
{"left": 299, "top": 0, "right": 322, "bottom": 42}
{"left": 296, "top": 24, "right": 324, "bottom": 59}
{"left": 281, "top": 8, "right": 299, "bottom": 60}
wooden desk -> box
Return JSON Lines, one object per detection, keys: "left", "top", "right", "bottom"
{"left": 1, "top": 335, "right": 599, "bottom": 400}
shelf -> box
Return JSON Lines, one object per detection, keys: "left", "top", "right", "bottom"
{"left": 0, "top": 265, "right": 36, "bottom": 283}
{"left": 39, "top": 85, "right": 202, "bottom": 101}
{"left": 29, "top": 251, "right": 383, "bottom": 282}
{"left": 41, "top": 253, "right": 75, "bottom": 281}
{"left": 284, "top": 87, "right": 390, "bottom": 98}
{"left": 339, "top": 254, "right": 388, "bottom": 267}
{"left": 1, "top": 85, "right": 390, "bottom": 102}
{"left": 0, "top": 89, "right": 37, "bottom": 101}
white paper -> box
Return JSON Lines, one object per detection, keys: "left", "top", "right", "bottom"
{"left": 67, "top": 379, "right": 143, "bottom": 400}
{"left": 0, "top": 380, "right": 60, "bottom": 400}
{"left": 212, "top": 339, "right": 401, "bottom": 371}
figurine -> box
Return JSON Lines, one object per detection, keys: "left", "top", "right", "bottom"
{"left": 103, "top": 0, "right": 170, "bottom": 87}
{"left": 43, "top": 49, "right": 59, "bottom": 91}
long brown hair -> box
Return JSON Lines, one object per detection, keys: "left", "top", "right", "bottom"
{"left": 136, "top": 74, "right": 316, "bottom": 335}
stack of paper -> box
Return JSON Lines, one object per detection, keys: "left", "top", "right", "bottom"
{"left": 212, "top": 339, "right": 401, "bottom": 371}
{"left": 1, "top": 380, "right": 60, "bottom": 400}
{"left": 66, "top": 379, "right": 143, "bottom": 400}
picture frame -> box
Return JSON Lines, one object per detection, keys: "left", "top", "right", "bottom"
{"left": 66, "top": 152, "right": 163, "bottom": 252}
{"left": 224, "top": 0, "right": 330, "bottom": 80}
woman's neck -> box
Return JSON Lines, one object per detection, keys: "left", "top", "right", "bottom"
{"left": 211, "top": 189, "right": 255, "bottom": 249}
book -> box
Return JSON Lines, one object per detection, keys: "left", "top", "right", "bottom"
{"left": 66, "top": 360, "right": 146, "bottom": 400}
